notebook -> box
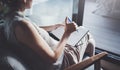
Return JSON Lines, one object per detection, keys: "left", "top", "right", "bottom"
{"left": 51, "top": 26, "right": 89, "bottom": 46}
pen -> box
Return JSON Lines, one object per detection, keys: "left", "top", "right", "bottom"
{"left": 68, "top": 17, "right": 72, "bottom": 23}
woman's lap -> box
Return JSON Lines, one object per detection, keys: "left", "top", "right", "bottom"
{"left": 61, "top": 32, "right": 95, "bottom": 69}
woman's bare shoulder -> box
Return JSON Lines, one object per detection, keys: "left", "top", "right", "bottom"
{"left": 14, "top": 19, "right": 39, "bottom": 46}
{"left": 14, "top": 19, "right": 34, "bottom": 30}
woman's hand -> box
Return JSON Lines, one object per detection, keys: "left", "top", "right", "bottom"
{"left": 64, "top": 17, "right": 78, "bottom": 34}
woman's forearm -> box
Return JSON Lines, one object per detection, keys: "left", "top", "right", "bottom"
{"left": 53, "top": 32, "right": 71, "bottom": 62}
{"left": 40, "top": 25, "right": 56, "bottom": 31}
{"left": 39, "top": 23, "right": 64, "bottom": 31}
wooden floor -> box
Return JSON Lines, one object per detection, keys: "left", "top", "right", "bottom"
{"left": 83, "top": 0, "right": 120, "bottom": 55}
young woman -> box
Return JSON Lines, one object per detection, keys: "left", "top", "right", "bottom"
{"left": 0, "top": 0, "right": 95, "bottom": 70}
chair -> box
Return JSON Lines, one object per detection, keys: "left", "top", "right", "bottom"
{"left": 64, "top": 52, "right": 108, "bottom": 70}
{"left": 0, "top": 25, "right": 108, "bottom": 70}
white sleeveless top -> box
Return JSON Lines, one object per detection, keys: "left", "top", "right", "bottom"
{"left": 3, "top": 11, "right": 64, "bottom": 70}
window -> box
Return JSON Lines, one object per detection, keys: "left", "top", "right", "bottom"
{"left": 25, "top": 0, "right": 73, "bottom": 26}
{"left": 83, "top": 0, "right": 120, "bottom": 57}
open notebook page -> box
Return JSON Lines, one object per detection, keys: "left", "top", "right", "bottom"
{"left": 51, "top": 26, "right": 89, "bottom": 46}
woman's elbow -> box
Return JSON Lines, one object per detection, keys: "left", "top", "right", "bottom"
{"left": 47, "top": 56, "right": 58, "bottom": 64}
{"left": 50, "top": 52, "right": 63, "bottom": 64}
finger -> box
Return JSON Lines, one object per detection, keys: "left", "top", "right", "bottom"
{"left": 72, "top": 21, "right": 77, "bottom": 26}
{"left": 72, "top": 21, "right": 78, "bottom": 29}
{"left": 65, "top": 17, "right": 68, "bottom": 24}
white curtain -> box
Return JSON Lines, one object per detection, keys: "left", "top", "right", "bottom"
{"left": 93, "top": 0, "right": 120, "bottom": 19}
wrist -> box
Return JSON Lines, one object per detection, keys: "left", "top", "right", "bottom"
{"left": 64, "top": 31, "right": 71, "bottom": 37}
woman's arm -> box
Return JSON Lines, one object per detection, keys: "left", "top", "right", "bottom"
{"left": 39, "top": 23, "right": 65, "bottom": 31}
{"left": 14, "top": 17, "right": 77, "bottom": 63}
